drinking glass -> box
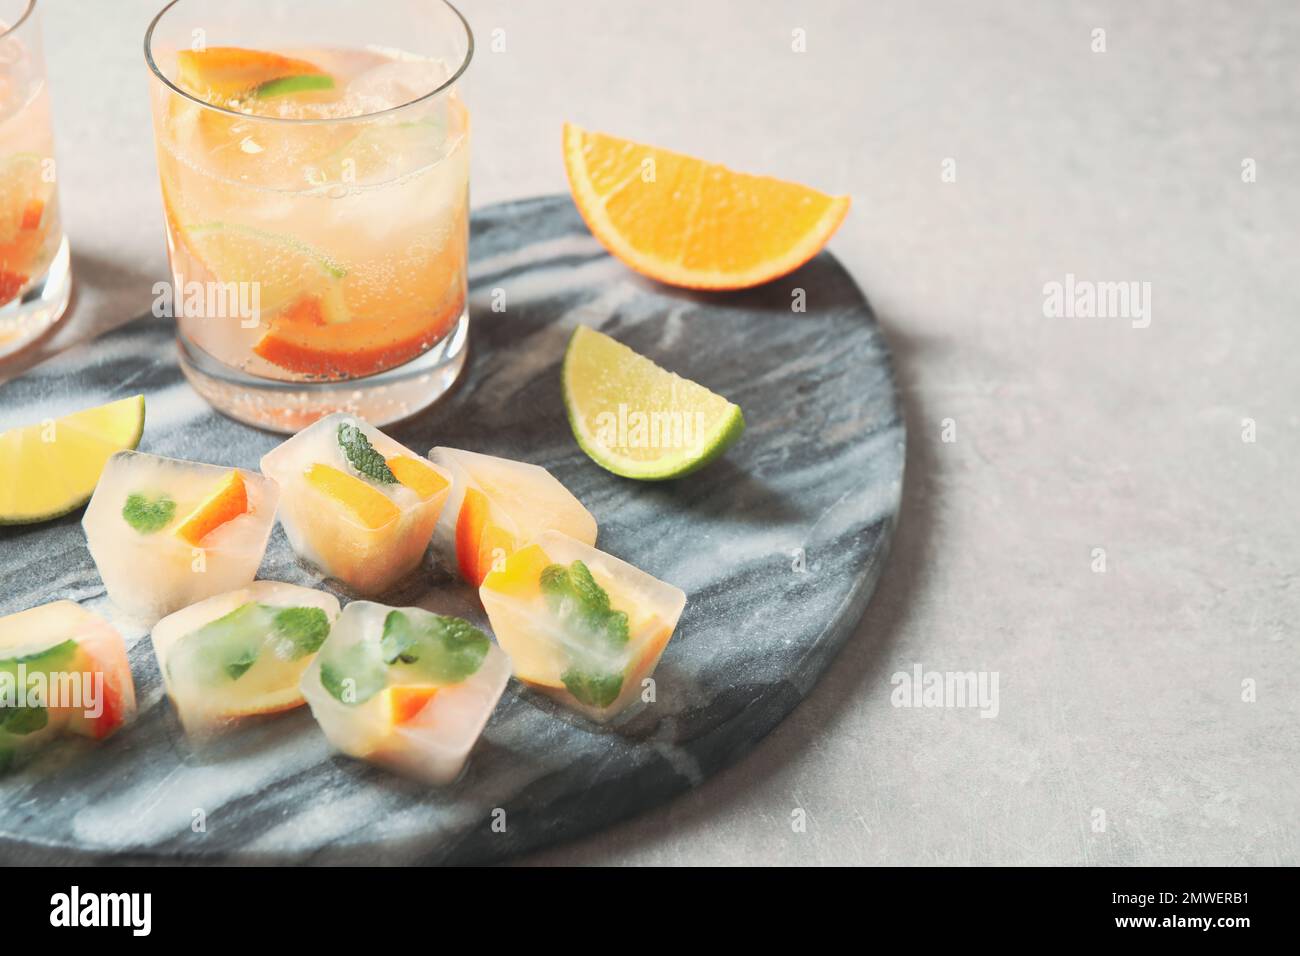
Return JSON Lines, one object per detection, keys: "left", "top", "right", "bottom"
{"left": 145, "top": 0, "right": 472, "bottom": 431}
{"left": 0, "top": 0, "right": 71, "bottom": 358}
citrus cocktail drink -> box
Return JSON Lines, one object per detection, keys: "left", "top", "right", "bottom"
{"left": 145, "top": 0, "right": 472, "bottom": 430}
{"left": 0, "top": 0, "right": 70, "bottom": 357}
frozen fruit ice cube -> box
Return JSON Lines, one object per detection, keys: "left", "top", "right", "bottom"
{"left": 479, "top": 530, "right": 685, "bottom": 722}
{"left": 261, "top": 414, "right": 451, "bottom": 595}
{"left": 151, "top": 581, "right": 340, "bottom": 740}
{"left": 0, "top": 600, "right": 136, "bottom": 771}
{"left": 300, "top": 601, "right": 509, "bottom": 785}
{"left": 83, "top": 451, "right": 279, "bottom": 623}
{"left": 429, "top": 447, "right": 597, "bottom": 587}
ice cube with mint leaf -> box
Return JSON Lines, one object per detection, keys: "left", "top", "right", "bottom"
{"left": 300, "top": 600, "right": 510, "bottom": 785}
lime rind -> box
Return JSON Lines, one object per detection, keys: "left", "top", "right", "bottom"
{"left": 253, "top": 74, "right": 336, "bottom": 99}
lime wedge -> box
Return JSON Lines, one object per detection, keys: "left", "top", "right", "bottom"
{"left": 182, "top": 222, "right": 349, "bottom": 324}
{"left": 254, "top": 74, "right": 337, "bottom": 99}
{"left": 0, "top": 395, "right": 146, "bottom": 525}
{"left": 562, "top": 326, "right": 744, "bottom": 480}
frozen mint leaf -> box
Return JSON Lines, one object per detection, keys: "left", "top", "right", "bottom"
{"left": 1, "top": 639, "right": 78, "bottom": 676}
{"left": 171, "top": 602, "right": 267, "bottom": 686}
{"left": 0, "top": 704, "right": 48, "bottom": 736}
{"left": 337, "top": 423, "right": 396, "bottom": 484}
{"left": 319, "top": 641, "right": 387, "bottom": 706}
{"left": 380, "top": 610, "right": 488, "bottom": 684}
{"left": 540, "top": 564, "right": 571, "bottom": 598}
{"left": 561, "top": 668, "right": 623, "bottom": 709}
{"left": 122, "top": 492, "right": 175, "bottom": 534}
{"left": 541, "top": 561, "right": 629, "bottom": 653}
{"left": 541, "top": 561, "right": 632, "bottom": 710}
{"left": 272, "top": 606, "right": 330, "bottom": 659}
{"left": 599, "top": 608, "right": 630, "bottom": 649}
{"left": 569, "top": 560, "right": 609, "bottom": 614}
{"left": 379, "top": 609, "right": 419, "bottom": 664}
{"left": 224, "top": 648, "right": 258, "bottom": 681}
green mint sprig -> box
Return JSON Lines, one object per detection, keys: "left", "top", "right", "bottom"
{"left": 0, "top": 704, "right": 48, "bottom": 736}
{"left": 379, "top": 610, "right": 489, "bottom": 684}
{"left": 337, "top": 423, "right": 396, "bottom": 484}
{"left": 122, "top": 492, "right": 175, "bottom": 533}
{"left": 272, "top": 606, "right": 331, "bottom": 659}
{"left": 540, "top": 560, "right": 630, "bottom": 708}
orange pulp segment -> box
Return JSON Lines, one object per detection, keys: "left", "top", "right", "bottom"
{"left": 20, "top": 200, "right": 43, "bottom": 232}
{"left": 385, "top": 456, "right": 448, "bottom": 500}
{"left": 481, "top": 543, "right": 551, "bottom": 601}
{"left": 304, "top": 463, "right": 400, "bottom": 530}
{"left": 455, "top": 487, "right": 517, "bottom": 587}
{"left": 174, "top": 470, "right": 249, "bottom": 546}
{"left": 384, "top": 685, "right": 439, "bottom": 725}
{"left": 0, "top": 271, "right": 26, "bottom": 307}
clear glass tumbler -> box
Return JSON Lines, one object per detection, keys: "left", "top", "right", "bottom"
{"left": 0, "top": 0, "right": 71, "bottom": 359}
{"left": 145, "top": 0, "right": 472, "bottom": 431}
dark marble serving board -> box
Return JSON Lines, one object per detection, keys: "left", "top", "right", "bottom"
{"left": 0, "top": 195, "right": 904, "bottom": 864}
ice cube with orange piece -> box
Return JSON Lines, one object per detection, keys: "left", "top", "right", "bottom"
{"left": 151, "top": 581, "right": 340, "bottom": 741}
{"left": 0, "top": 601, "right": 136, "bottom": 773}
{"left": 261, "top": 414, "right": 451, "bottom": 595}
{"left": 299, "top": 601, "right": 510, "bottom": 784}
{"left": 82, "top": 451, "right": 279, "bottom": 622}
{"left": 480, "top": 531, "right": 686, "bottom": 722}
{"left": 428, "top": 447, "right": 597, "bottom": 588}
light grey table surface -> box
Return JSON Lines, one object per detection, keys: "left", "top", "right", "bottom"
{"left": 5, "top": 0, "right": 1296, "bottom": 865}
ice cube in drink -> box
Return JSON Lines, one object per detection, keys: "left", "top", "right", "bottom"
{"left": 261, "top": 414, "right": 451, "bottom": 595}
{"left": 151, "top": 581, "right": 340, "bottom": 740}
{"left": 429, "top": 447, "right": 597, "bottom": 587}
{"left": 480, "top": 531, "right": 686, "bottom": 722}
{"left": 83, "top": 451, "right": 279, "bottom": 622}
{"left": 300, "top": 601, "right": 510, "bottom": 784}
{"left": 0, "top": 601, "right": 136, "bottom": 771}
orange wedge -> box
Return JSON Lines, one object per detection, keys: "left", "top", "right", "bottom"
{"left": 384, "top": 685, "right": 438, "bottom": 725}
{"left": 175, "top": 470, "right": 249, "bottom": 546}
{"left": 455, "top": 488, "right": 517, "bottom": 587}
{"left": 176, "top": 47, "right": 328, "bottom": 102}
{"left": 304, "top": 463, "right": 400, "bottom": 530}
{"left": 385, "top": 456, "right": 448, "bottom": 500}
{"left": 253, "top": 292, "right": 462, "bottom": 379}
{"left": 563, "top": 123, "right": 850, "bottom": 290}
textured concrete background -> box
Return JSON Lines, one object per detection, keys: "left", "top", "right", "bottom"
{"left": 13, "top": 0, "right": 1299, "bottom": 864}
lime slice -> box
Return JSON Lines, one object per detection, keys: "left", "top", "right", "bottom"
{"left": 253, "top": 74, "right": 336, "bottom": 99}
{"left": 182, "top": 222, "right": 349, "bottom": 323}
{"left": 0, "top": 395, "right": 146, "bottom": 525}
{"left": 562, "top": 326, "right": 744, "bottom": 480}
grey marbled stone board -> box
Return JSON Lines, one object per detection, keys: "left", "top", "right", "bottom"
{"left": 0, "top": 195, "right": 904, "bottom": 864}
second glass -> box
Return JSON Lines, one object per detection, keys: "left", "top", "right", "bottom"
{"left": 145, "top": 0, "right": 472, "bottom": 431}
{"left": 0, "top": 0, "right": 71, "bottom": 358}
